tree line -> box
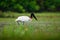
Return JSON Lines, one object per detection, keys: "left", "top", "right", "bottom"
{"left": 0, "top": 0, "right": 60, "bottom": 12}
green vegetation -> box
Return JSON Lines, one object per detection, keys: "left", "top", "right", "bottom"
{"left": 0, "top": 0, "right": 60, "bottom": 40}
{"left": 0, "top": 11, "right": 60, "bottom": 18}
{"left": 0, "top": 13, "right": 60, "bottom": 40}
{"left": 0, "top": 0, "right": 60, "bottom": 12}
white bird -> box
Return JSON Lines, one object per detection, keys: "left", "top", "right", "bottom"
{"left": 15, "top": 12, "right": 37, "bottom": 25}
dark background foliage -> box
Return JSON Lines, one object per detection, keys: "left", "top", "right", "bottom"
{"left": 0, "top": 0, "right": 60, "bottom": 12}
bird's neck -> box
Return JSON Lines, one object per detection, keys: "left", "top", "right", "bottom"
{"left": 29, "top": 17, "right": 32, "bottom": 21}
{"left": 29, "top": 16, "right": 32, "bottom": 19}
{"left": 29, "top": 14, "right": 33, "bottom": 19}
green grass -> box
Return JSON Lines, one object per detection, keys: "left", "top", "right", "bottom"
{"left": 0, "top": 13, "right": 60, "bottom": 40}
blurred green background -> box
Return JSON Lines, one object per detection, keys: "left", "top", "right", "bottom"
{"left": 0, "top": 0, "right": 60, "bottom": 13}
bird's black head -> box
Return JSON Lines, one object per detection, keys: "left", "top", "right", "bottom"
{"left": 30, "top": 12, "right": 37, "bottom": 20}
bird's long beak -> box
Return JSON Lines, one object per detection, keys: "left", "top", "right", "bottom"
{"left": 31, "top": 13, "right": 37, "bottom": 20}
{"left": 33, "top": 15, "right": 37, "bottom": 20}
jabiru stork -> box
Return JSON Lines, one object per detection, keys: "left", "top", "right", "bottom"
{"left": 15, "top": 12, "right": 37, "bottom": 25}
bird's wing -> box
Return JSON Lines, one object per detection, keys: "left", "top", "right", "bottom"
{"left": 17, "top": 16, "right": 30, "bottom": 21}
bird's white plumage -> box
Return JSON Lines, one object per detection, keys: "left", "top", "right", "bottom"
{"left": 15, "top": 16, "right": 32, "bottom": 22}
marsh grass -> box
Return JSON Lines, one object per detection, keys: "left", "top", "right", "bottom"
{"left": 0, "top": 13, "right": 60, "bottom": 40}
